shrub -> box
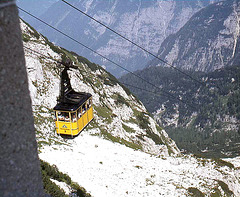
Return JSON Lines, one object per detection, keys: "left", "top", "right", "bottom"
{"left": 217, "top": 180, "right": 233, "bottom": 196}
{"left": 40, "top": 160, "right": 92, "bottom": 197}
{"left": 188, "top": 187, "right": 204, "bottom": 197}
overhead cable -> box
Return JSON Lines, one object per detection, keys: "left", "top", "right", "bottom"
{"left": 23, "top": 45, "right": 61, "bottom": 63}
{"left": 23, "top": 45, "right": 196, "bottom": 110}
{"left": 61, "top": 0, "right": 206, "bottom": 87}
{"left": 18, "top": 8, "right": 197, "bottom": 109}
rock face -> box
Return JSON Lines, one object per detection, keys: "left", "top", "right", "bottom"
{"left": 31, "top": 0, "right": 217, "bottom": 77}
{"left": 0, "top": 3, "right": 45, "bottom": 196}
{"left": 150, "top": 0, "right": 240, "bottom": 72}
{"left": 21, "top": 19, "right": 179, "bottom": 156}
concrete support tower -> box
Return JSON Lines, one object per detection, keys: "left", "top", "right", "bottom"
{"left": 0, "top": 1, "right": 45, "bottom": 196}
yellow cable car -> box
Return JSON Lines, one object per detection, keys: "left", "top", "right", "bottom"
{"left": 53, "top": 60, "right": 93, "bottom": 137}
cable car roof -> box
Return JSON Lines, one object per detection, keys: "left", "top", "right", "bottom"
{"left": 54, "top": 92, "right": 92, "bottom": 111}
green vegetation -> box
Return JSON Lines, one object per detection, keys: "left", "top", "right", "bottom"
{"left": 146, "top": 130, "right": 163, "bottom": 145}
{"left": 72, "top": 52, "right": 100, "bottom": 72}
{"left": 22, "top": 33, "right": 31, "bottom": 42}
{"left": 136, "top": 112, "right": 150, "bottom": 130}
{"left": 135, "top": 112, "right": 163, "bottom": 145}
{"left": 20, "top": 18, "right": 40, "bottom": 39}
{"left": 211, "top": 158, "right": 234, "bottom": 169}
{"left": 114, "top": 94, "right": 130, "bottom": 107}
{"left": 120, "top": 65, "right": 240, "bottom": 157}
{"left": 187, "top": 187, "right": 204, "bottom": 197}
{"left": 210, "top": 187, "right": 221, "bottom": 197}
{"left": 101, "top": 129, "right": 142, "bottom": 151}
{"left": 41, "top": 160, "right": 91, "bottom": 197}
{"left": 94, "top": 105, "right": 112, "bottom": 124}
{"left": 120, "top": 83, "right": 132, "bottom": 96}
{"left": 122, "top": 124, "right": 135, "bottom": 133}
{"left": 217, "top": 180, "right": 234, "bottom": 196}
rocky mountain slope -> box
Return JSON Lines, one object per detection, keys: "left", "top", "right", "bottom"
{"left": 28, "top": 0, "right": 217, "bottom": 77}
{"left": 40, "top": 133, "right": 240, "bottom": 197}
{"left": 150, "top": 0, "right": 240, "bottom": 72}
{"left": 21, "top": 19, "right": 178, "bottom": 156}
{"left": 120, "top": 64, "right": 240, "bottom": 158}
{"left": 20, "top": 19, "right": 240, "bottom": 196}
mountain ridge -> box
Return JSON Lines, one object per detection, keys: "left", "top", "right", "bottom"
{"left": 149, "top": 0, "right": 240, "bottom": 72}
{"left": 29, "top": 0, "right": 218, "bottom": 77}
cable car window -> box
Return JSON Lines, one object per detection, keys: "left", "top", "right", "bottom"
{"left": 89, "top": 98, "right": 92, "bottom": 107}
{"left": 82, "top": 103, "right": 86, "bottom": 114}
{"left": 71, "top": 112, "right": 77, "bottom": 122}
{"left": 57, "top": 112, "right": 65, "bottom": 121}
{"left": 87, "top": 98, "right": 91, "bottom": 109}
{"left": 87, "top": 100, "right": 90, "bottom": 109}
{"left": 65, "top": 113, "right": 70, "bottom": 122}
{"left": 77, "top": 107, "right": 82, "bottom": 119}
{"left": 57, "top": 112, "right": 70, "bottom": 122}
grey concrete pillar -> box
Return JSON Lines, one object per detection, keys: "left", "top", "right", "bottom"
{"left": 0, "top": 1, "right": 45, "bottom": 196}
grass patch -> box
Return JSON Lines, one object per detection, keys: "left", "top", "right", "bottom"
{"left": 210, "top": 187, "right": 222, "bottom": 197}
{"left": 114, "top": 94, "right": 130, "bottom": 107}
{"left": 217, "top": 180, "right": 233, "bottom": 196}
{"left": 41, "top": 160, "right": 92, "bottom": 197}
{"left": 20, "top": 18, "right": 40, "bottom": 39}
{"left": 212, "top": 158, "right": 234, "bottom": 169}
{"left": 119, "top": 83, "right": 132, "bottom": 96}
{"left": 38, "top": 140, "right": 50, "bottom": 149}
{"left": 146, "top": 130, "right": 163, "bottom": 145}
{"left": 22, "top": 33, "right": 31, "bottom": 42}
{"left": 188, "top": 187, "right": 204, "bottom": 197}
{"left": 101, "top": 130, "right": 142, "bottom": 151}
{"left": 122, "top": 123, "right": 135, "bottom": 133}
{"left": 94, "top": 105, "right": 112, "bottom": 123}
{"left": 135, "top": 112, "right": 164, "bottom": 145}
{"left": 73, "top": 53, "right": 100, "bottom": 72}
{"left": 136, "top": 112, "right": 150, "bottom": 130}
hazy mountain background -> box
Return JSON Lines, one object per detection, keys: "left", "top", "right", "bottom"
{"left": 149, "top": 0, "right": 240, "bottom": 72}
{"left": 120, "top": 0, "right": 240, "bottom": 158}
{"left": 18, "top": 0, "right": 218, "bottom": 77}
{"left": 17, "top": 0, "right": 58, "bottom": 18}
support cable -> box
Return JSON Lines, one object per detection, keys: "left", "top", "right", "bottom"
{"left": 61, "top": 0, "right": 206, "bottom": 87}
{"left": 22, "top": 43, "right": 196, "bottom": 110}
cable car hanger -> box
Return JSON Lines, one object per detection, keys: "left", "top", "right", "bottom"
{"left": 53, "top": 58, "right": 94, "bottom": 138}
